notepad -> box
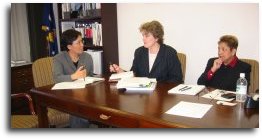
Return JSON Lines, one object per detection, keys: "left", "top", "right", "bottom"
{"left": 168, "top": 84, "right": 205, "bottom": 95}
{"left": 165, "top": 101, "right": 212, "bottom": 118}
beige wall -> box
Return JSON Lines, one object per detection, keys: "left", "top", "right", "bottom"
{"left": 117, "top": 3, "right": 259, "bottom": 84}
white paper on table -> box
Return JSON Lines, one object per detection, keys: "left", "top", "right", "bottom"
{"left": 165, "top": 101, "right": 212, "bottom": 118}
{"left": 52, "top": 82, "right": 86, "bottom": 90}
{"left": 201, "top": 89, "right": 235, "bottom": 102}
{"left": 109, "top": 71, "right": 134, "bottom": 80}
{"left": 168, "top": 84, "right": 205, "bottom": 95}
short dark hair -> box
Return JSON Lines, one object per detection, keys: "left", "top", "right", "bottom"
{"left": 139, "top": 20, "right": 164, "bottom": 44}
{"left": 60, "top": 29, "right": 82, "bottom": 51}
{"left": 218, "top": 35, "right": 238, "bottom": 50}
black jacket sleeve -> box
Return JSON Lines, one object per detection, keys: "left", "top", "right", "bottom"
{"left": 197, "top": 58, "right": 214, "bottom": 86}
{"left": 130, "top": 48, "right": 140, "bottom": 75}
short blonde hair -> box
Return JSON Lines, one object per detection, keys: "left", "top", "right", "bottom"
{"left": 139, "top": 20, "right": 164, "bottom": 44}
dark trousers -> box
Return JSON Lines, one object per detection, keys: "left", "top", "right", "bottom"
{"left": 69, "top": 115, "right": 89, "bottom": 128}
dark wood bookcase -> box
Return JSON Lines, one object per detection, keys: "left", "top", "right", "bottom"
{"left": 11, "top": 64, "right": 34, "bottom": 114}
{"left": 57, "top": 3, "right": 119, "bottom": 74}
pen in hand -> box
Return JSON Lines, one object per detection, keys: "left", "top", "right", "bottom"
{"left": 109, "top": 62, "right": 116, "bottom": 73}
{"left": 81, "top": 65, "right": 86, "bottom": 81}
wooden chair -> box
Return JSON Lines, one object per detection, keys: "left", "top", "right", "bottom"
{"left": 240, "top": 59, "right": 259, "bottom": 93}
{"left": 32, "top": 57, "right": 69, "bottom": 127}
{"left": 11, "top": 93, "right": 38, "bottom": 128}
{"left": 177, "top": 53, "right": 186, "bottom": 82}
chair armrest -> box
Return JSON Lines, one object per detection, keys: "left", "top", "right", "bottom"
{"left": 11, "top": 93, "right": 36, "bottom": 115}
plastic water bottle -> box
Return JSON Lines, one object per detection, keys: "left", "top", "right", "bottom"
{"left": 236, "top": 73, "right": 247, "bottom": 102}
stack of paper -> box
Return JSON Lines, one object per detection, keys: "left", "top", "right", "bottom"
{"left": 116, "top": 77, "right": 157, "bottom": 91}
{"left": 201, "top": 89, "right": 235, "bottom": 102}
{"left": 125, "top": 82, "right": 157, "bottom": 92}
{"left": 168, "top": 84, "right": 205, "bottom": 95}
{"left": 52, "top": 76, "right": 105, "bottom": 90}
{"left": 109, "top": 71, "right": 134, "bottom": 82}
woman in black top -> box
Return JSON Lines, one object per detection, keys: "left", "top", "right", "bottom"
{"left": 110, "top": 20, "right": 183, "bottom": 83}
{"left": 197, "top": 35, "right": 251, "bottom": 91}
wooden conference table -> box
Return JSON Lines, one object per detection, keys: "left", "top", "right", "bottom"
{"left": 30, "top": 79, "right": 259, "bottom": 128}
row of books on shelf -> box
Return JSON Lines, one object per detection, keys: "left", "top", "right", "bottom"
{"left": 61, "top": 3, "right": 101, "bottom": 19}
{"left": 85, "top": 50, "right": 103, "bottom": 75}
{"left": 62, "top": 3, "right": 101, "bottom": 12}
{"left": 61, "top": 22, "right": 103, "bottom": 46}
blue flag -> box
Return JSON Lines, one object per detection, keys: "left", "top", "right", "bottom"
{"left": 41, "top": 3, "right": 58, "bottom": 56}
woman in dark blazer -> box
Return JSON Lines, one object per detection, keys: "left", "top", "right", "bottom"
{"left": 110, "top": 20, "right": 183, "bottom": 83}
{"left": 197, "top": 35, "right": 251, "bottom": 91}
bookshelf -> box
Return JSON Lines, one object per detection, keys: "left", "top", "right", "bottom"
{"left": 57, "top": 3, "right": 119, "bottom": 74}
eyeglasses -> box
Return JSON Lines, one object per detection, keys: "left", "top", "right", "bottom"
{"left": 72, "top": 40, "right": 84, "bottom": 45}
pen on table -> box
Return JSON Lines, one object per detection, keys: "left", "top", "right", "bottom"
{"left": 180, "top": 87, "right": 192, "bottom": 91}
{"left": 209, "top": 93, "right": 219, "bottom": 103}
{"left": 179, "top": 85, "right": 188, "bottom": 91}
